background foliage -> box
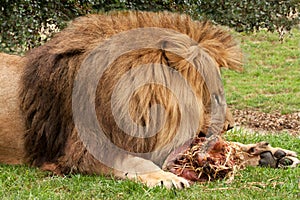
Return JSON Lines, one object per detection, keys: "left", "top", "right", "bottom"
{"left": 0, "top": 0, "right": 299, "bottom": 54}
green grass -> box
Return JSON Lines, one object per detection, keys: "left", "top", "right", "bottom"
{"left": 222, "top": 28, "right": 300, "bottom": 114}
{"left": 1, "top": 29, "right": 300, "bottom": 199}
{"left": 1, "top": 130, "right": 299, "bottom": 199}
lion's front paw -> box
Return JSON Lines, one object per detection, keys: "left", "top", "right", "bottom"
{"left": 259, "top": 148, "right": 300, "bottom": 168}
{"left": 137, "top": 170, "right": 190, "bottom": 189}
{"left": 236, "top": 141, "right": 300, "bottom": 168}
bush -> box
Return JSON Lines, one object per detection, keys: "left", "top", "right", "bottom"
{"left": 194, "top": 0, "right": 299, "bottom": 36}
{"left": 0, "top": 0, "right": 90, "bottom": 53}
{"left": 0, "top": 0, "right": 299, "bottom": 54}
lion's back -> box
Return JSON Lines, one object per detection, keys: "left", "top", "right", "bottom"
{"left": 0, "top": 53, "right": 26, "bottom": 164}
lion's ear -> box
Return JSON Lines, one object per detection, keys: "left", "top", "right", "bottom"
{"left": 158, "top": 34, "right": 201, "bottom": 65}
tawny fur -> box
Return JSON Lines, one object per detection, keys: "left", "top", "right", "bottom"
{"left": 19, "top": 11, "right": 242, "bottom": 175}
{"left": 0, "top": 53, "right": 26, "bottom": 164}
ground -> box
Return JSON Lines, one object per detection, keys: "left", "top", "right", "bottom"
{"left": 234, "top": 109, "right": 300, "bottom": 135}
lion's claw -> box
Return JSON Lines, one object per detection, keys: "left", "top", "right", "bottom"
{"left": 136, "top": 171, "right": 190, "bottom": 189}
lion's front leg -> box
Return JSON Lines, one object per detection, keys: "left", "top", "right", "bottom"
{"left": 58, "top": 136, "right": 190, "bottom": 189}
{"left": 113, "top": 155, "right": 190, "bottom": 189}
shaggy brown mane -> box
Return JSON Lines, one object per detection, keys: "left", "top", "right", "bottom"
{"left": 20, "top": 11, "right": 242, "bottom": 174}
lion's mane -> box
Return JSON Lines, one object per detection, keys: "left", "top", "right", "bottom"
{"left": 20, "top": 11, "right": 242, "bottom": 174}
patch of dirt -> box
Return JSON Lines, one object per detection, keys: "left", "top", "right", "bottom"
{"left": 233, "top": 109, "right": 300, "bottom": 135}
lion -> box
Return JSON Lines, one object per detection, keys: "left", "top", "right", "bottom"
{"left": 0, "top": 11, "right": 298, "bottom": 189}
{"left": 19, "top": 11, "right": 241, "bottom": 188}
